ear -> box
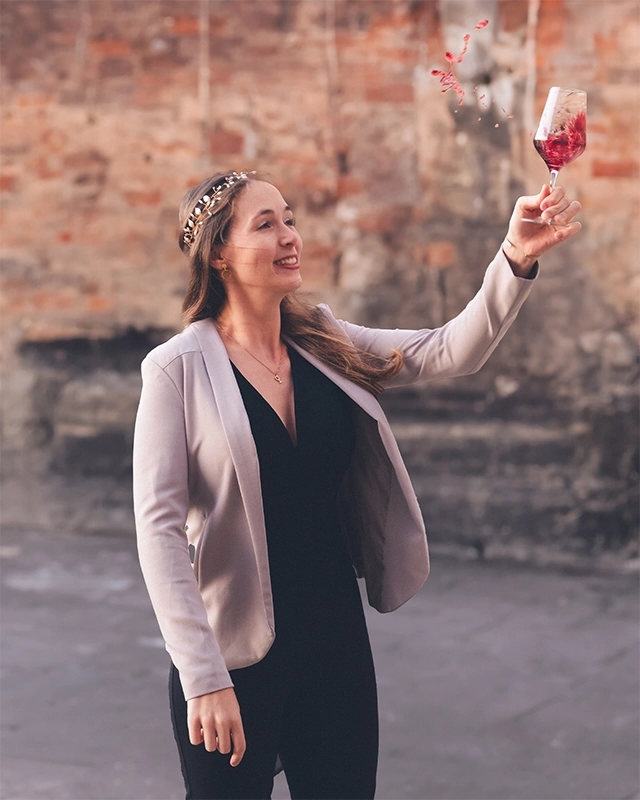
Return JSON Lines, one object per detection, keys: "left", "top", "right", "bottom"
{"left": 210, "top": 252, "right": 225, "bottom": 271}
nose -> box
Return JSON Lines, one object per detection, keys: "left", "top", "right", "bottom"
{"left": 278, "top": 221, "right": 298, "bottom": 247}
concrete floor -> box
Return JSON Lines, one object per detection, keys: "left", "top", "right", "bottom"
{"left": 1, "top": 527, "right": 638, "bottom": 800}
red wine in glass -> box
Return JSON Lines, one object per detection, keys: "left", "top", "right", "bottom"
{"left": 523, "top": 87, "right": 587, "bottom": 225}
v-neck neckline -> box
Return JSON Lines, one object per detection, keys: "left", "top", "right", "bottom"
{"left": 231, "top": 349, "right": 298, "bottom": 448}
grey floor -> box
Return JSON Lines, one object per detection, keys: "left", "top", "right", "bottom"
{"left": 1, "top": 527, "right": 638, "bottom": 800}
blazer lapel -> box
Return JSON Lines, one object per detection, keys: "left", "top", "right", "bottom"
{"left": 190, "top": 319, "right": 274, "bottom": 624}
{"left": 285, "top": 338, "right": 386, "bottom": 422}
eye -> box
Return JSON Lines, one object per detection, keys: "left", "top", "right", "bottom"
{"left": 258, "top": 220, "right": 272, "bottom": 230}
{"left": 286, "top": 217, "right": 296, "bottom": 227}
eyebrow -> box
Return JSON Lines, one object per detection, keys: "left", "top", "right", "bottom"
{"left": 251, "top": 205, "right": 293, "bottom": 222}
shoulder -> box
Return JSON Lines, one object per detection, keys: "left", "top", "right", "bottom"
{"left": 315, "top": 303, "right": 350, "bottom": 337}
{"left": 142, "top": 320, "right": 215, "bottom": 370}
{"left": 315, "top": 302, "right": 368, "bottom": 347}
{"left": 316, "top": 302, "right": 336, "bottom": 323}
{"left": 142, "top": 323, "right": 213, "bottom": 379}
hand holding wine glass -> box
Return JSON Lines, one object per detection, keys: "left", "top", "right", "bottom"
{"left": 503, "top": 183, "right": 582, "bottom": 276}
{"left": 523, "top": 87, "right": 586, "bottom": 225}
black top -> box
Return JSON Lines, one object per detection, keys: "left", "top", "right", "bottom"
{"left": 231, "top": 347, "right": 358, "bottom": 631}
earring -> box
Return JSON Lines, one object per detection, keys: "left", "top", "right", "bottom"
{"left": 220, "top": 263, "right": 231, "bottom": 280}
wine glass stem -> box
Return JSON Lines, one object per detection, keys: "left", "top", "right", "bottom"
{"left": 549, "top": 169, "right": 559, "bottom": 189}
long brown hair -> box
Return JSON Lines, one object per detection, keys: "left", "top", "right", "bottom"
{"left": 179, "top": 172, "right": 403, "bottom": 395}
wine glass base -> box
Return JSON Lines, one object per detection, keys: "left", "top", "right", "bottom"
{"left": 521, "top": 217, "right": 571, "bottom": 228}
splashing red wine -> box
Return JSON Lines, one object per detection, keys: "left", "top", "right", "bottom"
{"left": 431, "top": 19, "right": 489, "bottom": 105}
{"left": 533, "top": 111, "right": 586, "bottom": 171}
{"left": 429, "top": 69, "right": 466, "bottom": 103}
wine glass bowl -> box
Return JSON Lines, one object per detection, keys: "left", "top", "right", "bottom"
{"left": 523, "top": 87, "right": 587, "bottom": 225}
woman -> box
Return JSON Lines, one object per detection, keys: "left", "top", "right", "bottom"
{"left": 133, "top": 170, "right": 581, "bottom": 799}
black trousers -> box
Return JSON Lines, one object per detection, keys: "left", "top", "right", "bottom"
{"left": 169, "top": 588, "right": 379, "bottom": 800}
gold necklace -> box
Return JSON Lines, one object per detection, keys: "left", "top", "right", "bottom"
{"left": 217, "top": 326, "right": 286, "bottom": 384}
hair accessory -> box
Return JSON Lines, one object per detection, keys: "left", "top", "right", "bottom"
{"left": 182, "top": 171, "right": 256, "bottom": 250}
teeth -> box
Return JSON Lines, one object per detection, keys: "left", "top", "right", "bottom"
{"left": 275, "top": 256, "right": 297, "bottom": 265}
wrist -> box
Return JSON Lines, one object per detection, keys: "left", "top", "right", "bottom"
{"left": 503, "top": 237, "right": 541, "bottom": 278}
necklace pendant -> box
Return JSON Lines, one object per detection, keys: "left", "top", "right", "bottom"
{"left": 274, "top": 374, "right": 282, "bottom": 384}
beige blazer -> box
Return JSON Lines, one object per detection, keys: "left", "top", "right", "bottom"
{"left": 133, "top": 250, "right": 535, "bottom": 701}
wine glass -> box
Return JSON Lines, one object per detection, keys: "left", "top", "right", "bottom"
{"left": 523, "top": 86, "right": 587, "bottom": 225}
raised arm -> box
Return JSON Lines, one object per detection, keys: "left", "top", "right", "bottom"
{"left": 323, "top": 249, "right": 530, "bottom": 388}
{"left": 325, "top": 185, "right": 581, "bottom": 389}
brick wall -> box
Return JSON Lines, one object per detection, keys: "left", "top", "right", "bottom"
{"left": 1, "top": 0, "right": 638, "bottom": 561}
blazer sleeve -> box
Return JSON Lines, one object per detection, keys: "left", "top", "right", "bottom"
{"left": 133, "top": 356, "right": 233, "bottom": 700}
{"left": 322, "top": 249, "right": 536, "bottom": 389}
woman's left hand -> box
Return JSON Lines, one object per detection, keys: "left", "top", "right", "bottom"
{"left": 503, "top": 184, "right": 582, "bottom": 277}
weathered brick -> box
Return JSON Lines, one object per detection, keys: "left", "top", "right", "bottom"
{"left": 209, "top": 130, "right": 245, "bottom": 157}
{"left": 499, "top": 0, "right": 528, "bottom": 33}
{"left": 337, "top": 175, "right": 364, "bottom": 198}
{"left": 165, "top": 16, "right": 199, "bottom": 36}
{"left": 299, "top": 243, "right": 339, "bottom": 288}
{"left": 357, "top": 206, "right": 415, "bottom": 234}
{"left": 90, "top": 39, "right": 131, "bottom": 58}
{"left": 98, "top": 58, "right": 134, "bottom": 79}
{"left": 85, "top": 295, "right": 113, "bottom": 312}
{"left": 364, "top": 83, "right": 414, "bottom": 103}
{"left": 413, "top": 241, "right": 458, "bottom": 269}
{"left": 368, "top": 9, "right": 414, "bottom": 34}
{"left": 29, "top": 156, "right": 62, "bottom": 180}
{"left": 32, "top": 292, "right": 77, "bottom": 311}
{"left": 592, "top": 160, "right": 640, "bottom": 179}
{"left": 124, "top": 190, "right": 163, "bottom": 207}
{"left": 15, "top": 94, "right": 54, "bottom": 107}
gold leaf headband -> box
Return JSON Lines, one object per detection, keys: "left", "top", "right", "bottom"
{"left": 182, "top": 171, "right": 256, "bottom": 250}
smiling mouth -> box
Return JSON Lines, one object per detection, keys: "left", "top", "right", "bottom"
{"left": 274, "top": 256, "right": 299, "bottom": 267}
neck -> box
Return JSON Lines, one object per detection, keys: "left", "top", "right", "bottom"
{"left": 216, "top": 291, "right": 284, "bottom": 359}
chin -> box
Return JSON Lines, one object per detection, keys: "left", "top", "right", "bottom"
{"left": 285, "top": 273, "right": 303, "bottom": 291}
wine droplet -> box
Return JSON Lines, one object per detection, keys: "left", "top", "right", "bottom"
{"left": 430, "top": 19, "right": 490, "bottom": 105}
{"left": 431, "top": 69, "right": 465, "bottom": 104}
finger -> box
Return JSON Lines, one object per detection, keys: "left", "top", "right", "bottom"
{"left": 539, "top": 183, "right": 552, "bottom": 202}
{"left": 540, "top": 186, "right": 566, "bottom": 210}
{"left": 553, "top": 219, "right": 582, "bottom": 242}
{"left": 541, "top": 195, "right": 571, "bottom": 221}
{"left": 216, "top": 725, "right": 232, "bottom": 755}
{"left": 230, "top": 724, "right": 247, "bottom": 767}
{"left": 558, "top": 200, "right": 582, "bottom": 224}
{"left": 519, "top": 184, "right": 550, "bottom": 213}
{"left": 547, "top": 200, "right": 582, "bottom": 226}
{"left": 187, "top": 715, "right": 204, "bottom": 747}
{"left": 202, "top": 721, "right": 219, "bottom": 753}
